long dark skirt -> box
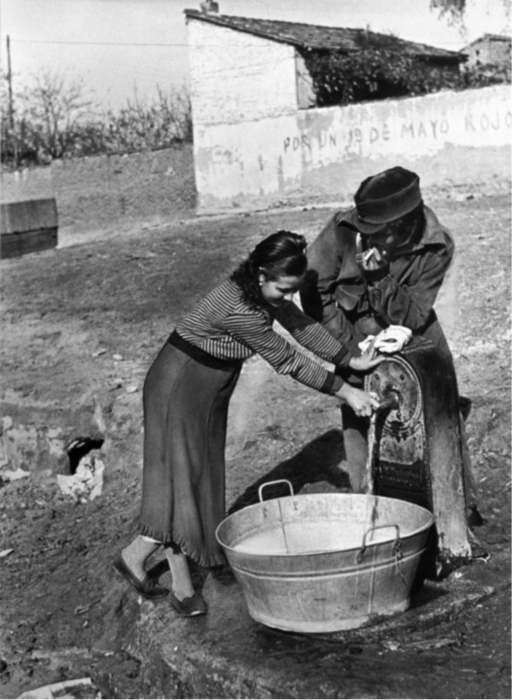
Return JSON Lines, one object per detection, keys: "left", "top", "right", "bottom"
{"left": 139, "top": 340, "right": 240, "bottom": 567}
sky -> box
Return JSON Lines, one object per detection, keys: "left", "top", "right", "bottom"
{"left": 0, "top": 0, "right": 510, "bottom": 112}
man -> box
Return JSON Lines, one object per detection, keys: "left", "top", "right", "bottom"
{"left": 300, "top": 166, "right": 481, "bottom": 520}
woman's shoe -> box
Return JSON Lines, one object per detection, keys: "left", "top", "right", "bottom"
{"left": 113, "top": 553, "right": 169, "bottom": 600}
{"left": 169, "top": 590, "right": 207, "bottom": 617}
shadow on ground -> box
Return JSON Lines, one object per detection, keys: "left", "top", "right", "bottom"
{"left": 229, "top": 429, "right": 350, "bottom": 513}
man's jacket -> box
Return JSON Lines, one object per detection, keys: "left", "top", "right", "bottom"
{"left": 300, "top": 205, "right": 455, "bottom": 360}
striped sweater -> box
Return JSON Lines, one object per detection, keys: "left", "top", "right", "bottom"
{"left": 175, "top": 279, "right": 352, "bottom": 395}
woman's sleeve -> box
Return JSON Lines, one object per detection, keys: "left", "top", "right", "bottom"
{"left": 275, "top": 301, "right": 352, "bottom": 367}
{"left": 224, "top": 309, "right": 343, "bottom": 395}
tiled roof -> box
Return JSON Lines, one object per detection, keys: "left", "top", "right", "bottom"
{"left": 185, "top": 10, "right": 464, "bottom": 62}
{"left": 462, "top": 33, "right": 512, "bottom": 50}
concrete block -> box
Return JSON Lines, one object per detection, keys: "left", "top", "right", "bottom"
{"left": 1, "top": 198, "right": 58, "bottom": 258}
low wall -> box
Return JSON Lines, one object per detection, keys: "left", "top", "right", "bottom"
{"left": 193, "top": 85, "right": 512, "bottom": 213}
{"left": 1, "top": 145, "right": 197, "bottom": 238}
{"left": 0, "top": 198, "right": 58, "bottom": 258}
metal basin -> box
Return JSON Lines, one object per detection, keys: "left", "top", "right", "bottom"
{"left": 216, "top": 481, "right": 434, "bottom": 633}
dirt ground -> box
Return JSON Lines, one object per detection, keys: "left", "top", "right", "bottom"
{"left": 0, "top": 190, "right": 510, "bottom": 699}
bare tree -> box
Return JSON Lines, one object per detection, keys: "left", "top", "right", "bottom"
{"left": 1, "top": 69, "right": 99, "bottom": 167}
{"left": 430, "top": 0, "right": 467, "bottom": 23}
{"left": 23, "top": 70, "right": 97, "bottom": 160}
{"left": 105, "top": 84, "right": 192, "bottom": 151}
{"left": 1, "top": 70, "right": 193, "bottom": 169}
{"left": 431, "top": 0, "right": 511, "bottom": 28}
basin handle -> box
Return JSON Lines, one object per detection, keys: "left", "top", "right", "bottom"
{"left": 258, "top": 479, "right": 294, "bottom": 502}
{"left": 356, "top": 524, "right": 401, "bottom": 563}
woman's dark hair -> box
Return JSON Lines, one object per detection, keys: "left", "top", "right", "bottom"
{"left": 231, "top": 230, "right": 308, "bottom": 308}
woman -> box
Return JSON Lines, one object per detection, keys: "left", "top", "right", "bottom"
{"left": 114, "top": 231, "right": 381, "bottom": 616}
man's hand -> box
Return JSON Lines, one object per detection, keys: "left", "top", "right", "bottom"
{"left": 358, "top": 247, "right": 389, "bottom": 281}
{"left": 348, "top": 341, "right": 384, "bottom": 372}
{"left": 334, "top": 384, "right": 380, "bottom": 418}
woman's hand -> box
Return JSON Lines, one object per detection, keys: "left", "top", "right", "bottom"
{"left": 335, "top": 383, "right": 380, "bottom": 418}
{"left": 348, "top": 343, "right": 384, "bottom": 373}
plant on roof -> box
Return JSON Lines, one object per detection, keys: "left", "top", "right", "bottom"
{"left": 299, "top": 28, "right": 509, "bottom": 108}
{"left": 301, "top": 50, "right": 459, "bottom": 106}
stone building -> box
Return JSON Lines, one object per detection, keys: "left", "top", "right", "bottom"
{"left": 462, "top": 33, "right": 512, "bottom": 69}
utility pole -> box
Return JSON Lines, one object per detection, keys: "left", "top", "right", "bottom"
{"left": 6, "top": 35, "right": 14, "bottom": 129}
{"left": 6, "top": 34, "right": 18, "bottom": 167}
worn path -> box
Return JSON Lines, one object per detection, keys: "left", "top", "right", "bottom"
{"left": 0, "top": 192, "right": 510, "bottom": 698}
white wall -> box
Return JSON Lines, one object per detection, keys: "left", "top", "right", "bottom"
{"left": 187, "top": 19, "right": 511, "bottom": 213}
{"left": 187, "top": 20, "right": 298, "bottom": 124}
